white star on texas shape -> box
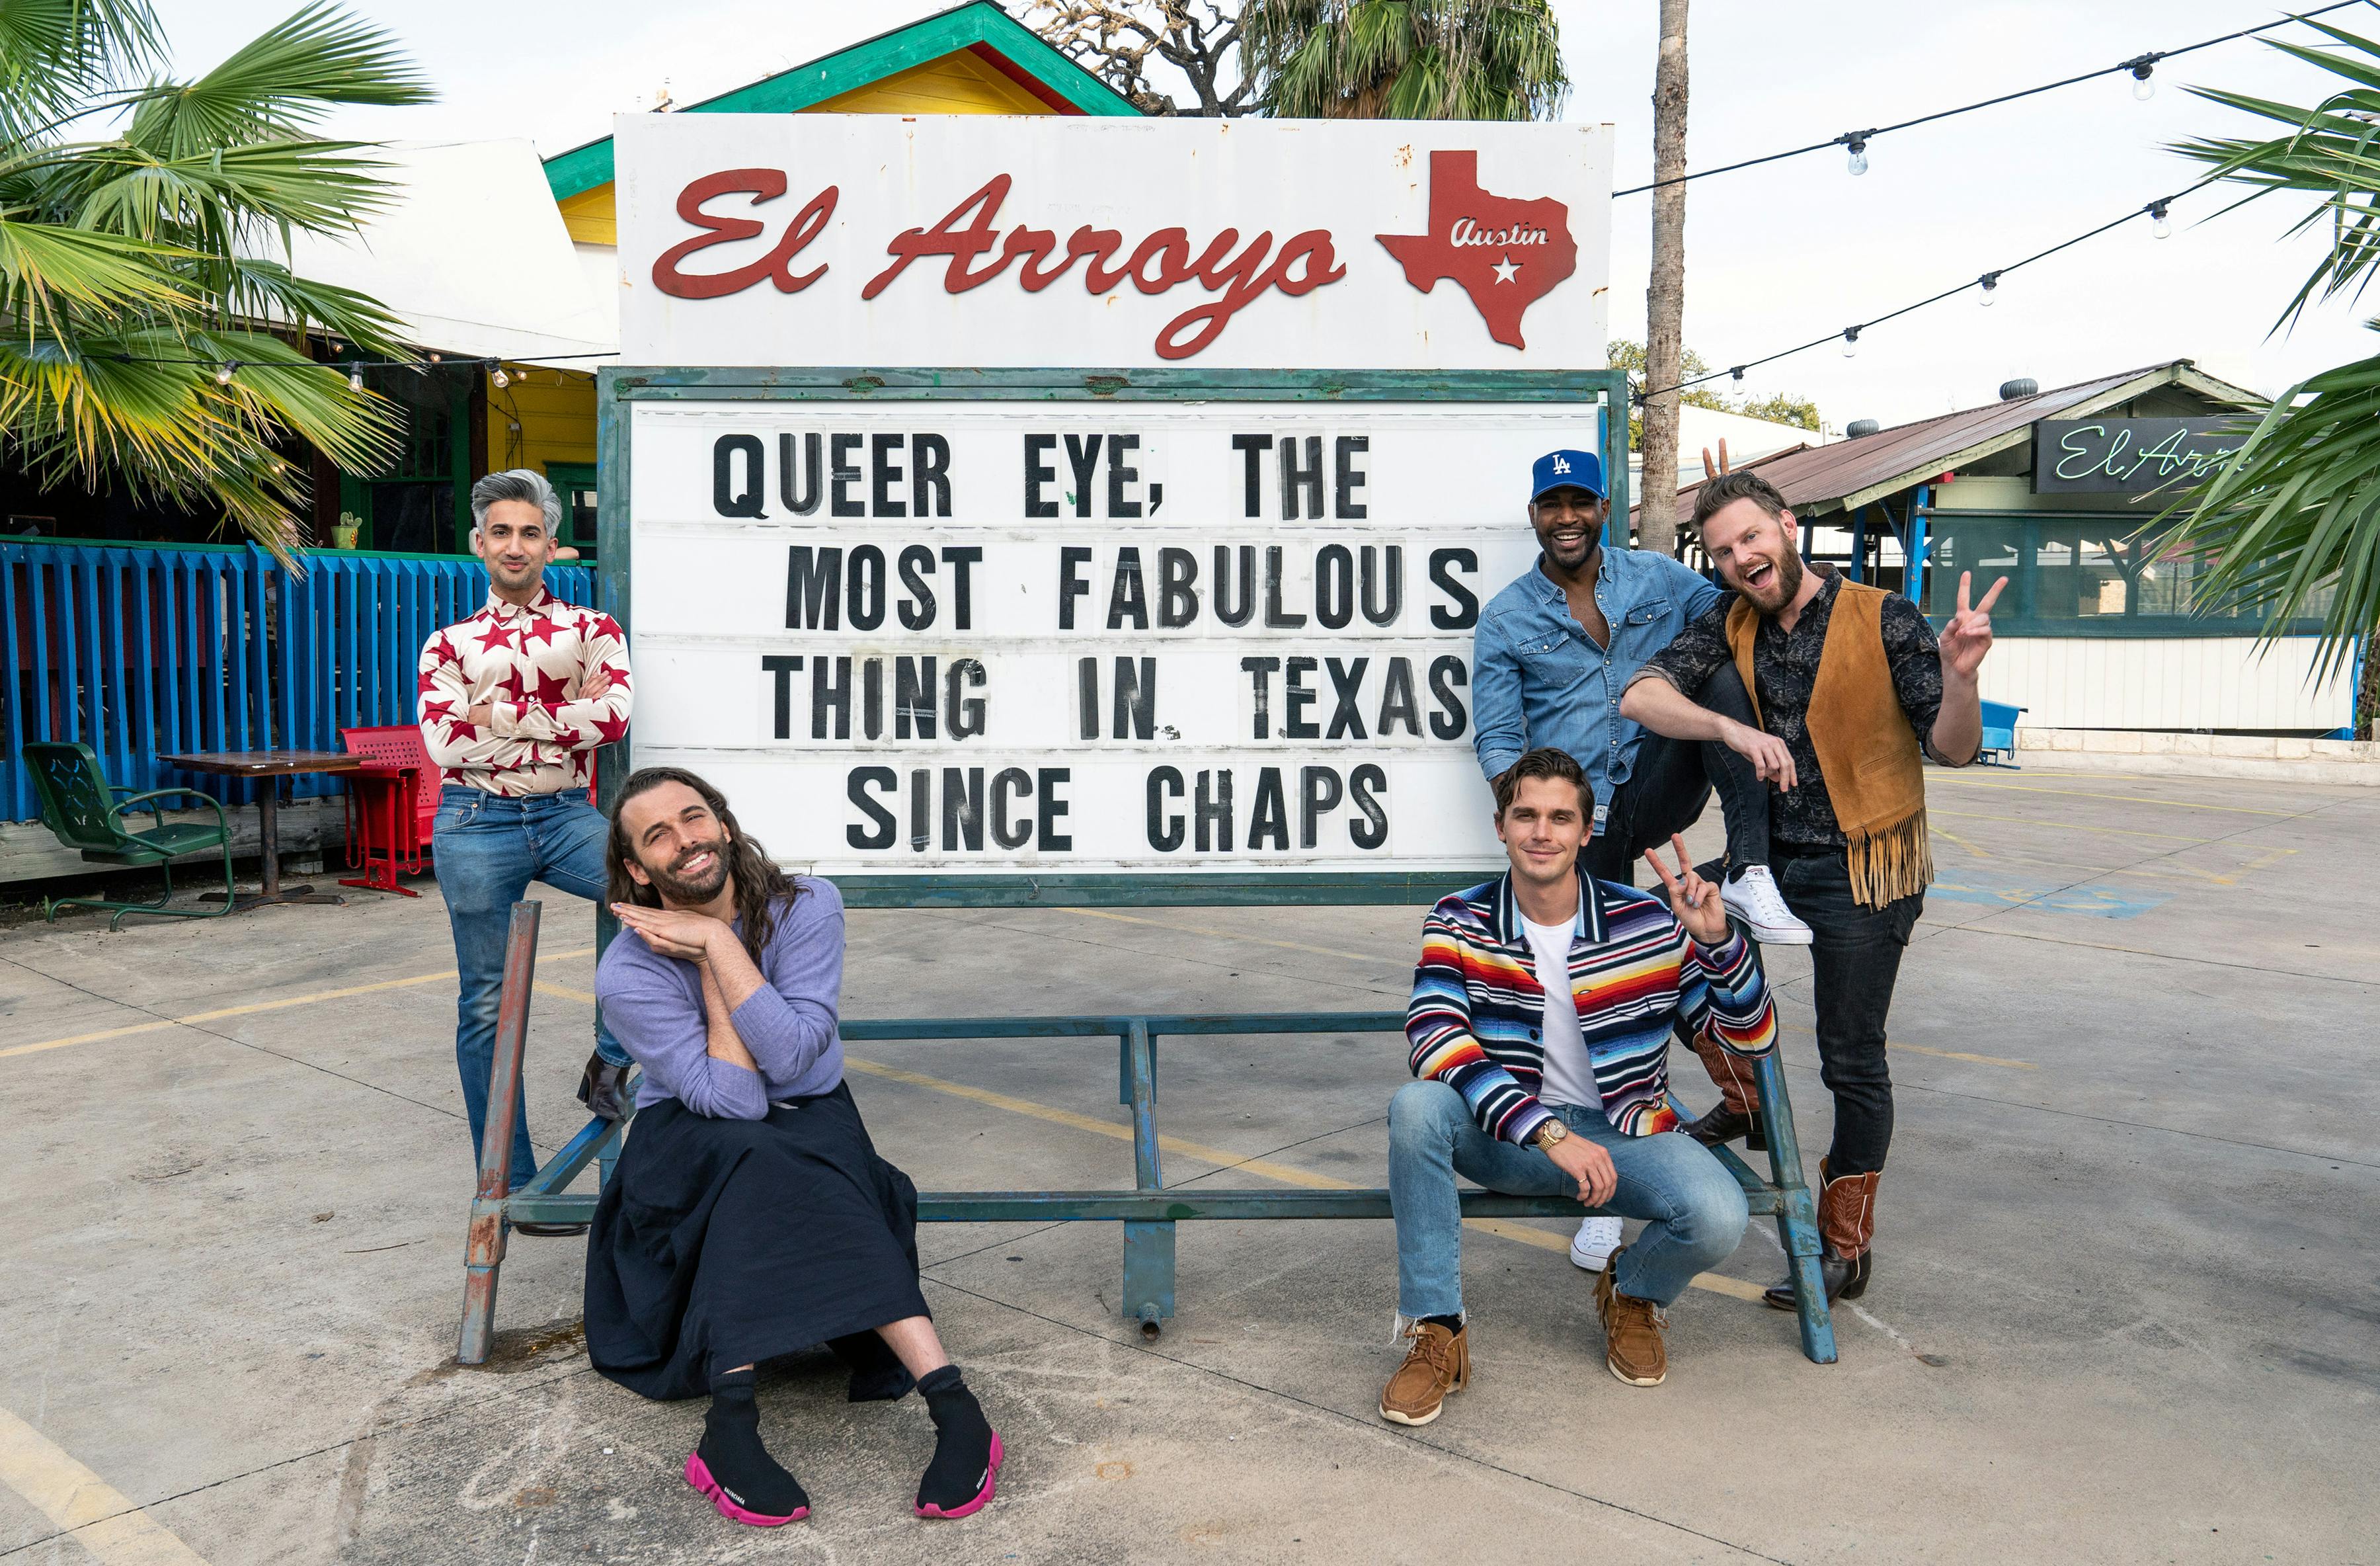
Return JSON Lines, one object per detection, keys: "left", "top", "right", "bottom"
{"left": 1491, "top": 255, "right": 1520, "bottom": 284}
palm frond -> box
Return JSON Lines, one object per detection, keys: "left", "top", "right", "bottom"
{"left": 1243, "top": 0, "right": 1566, "bottom": 122}
{"left": 0, "top": 216, "right": 192, "bottom": 336}
{"left": 125, "top": 1, "right": 432, "bottom": 159}
{"left": 0, "top": 0, "right": 159, "bottom": 141}
{"left": 2157, "top": 350, "right": 2380, "bottom": 677}
{"left": 0, "top": 4, "right": 427, "bottom": 554}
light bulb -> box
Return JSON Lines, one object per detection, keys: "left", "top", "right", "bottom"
{"left": 1842, "top": 328, "right": 1860, "bottom": 359}
{"left": 492, "top": 366, "right": 511, "bottom": 388}
{"left": 1846, "top": 139, "right": 1869, "bottom": 177}
{"left": 348, "top": 364, "right": 364, "bottom": 392}
{"left": 1731, "top": 366, "right": 1745, "bottom": 384}
{"left": 2131, "top": 65, "right": 2155, "bottom": 101}
{"left": 1979, "top": 271, "right": 2000, "bottom": 307}
{"left": 428, "top": 352, "right": 442, "bottom": 364}
{"left": 2149, "top": 202, "right": 2172, "bottom": 239}
{"left": 215, "top": 362, "right": 235, "bottom": 386}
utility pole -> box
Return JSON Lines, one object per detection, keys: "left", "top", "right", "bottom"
{"left": 1638, "top": 0, "right": 1689, "bottom": 557}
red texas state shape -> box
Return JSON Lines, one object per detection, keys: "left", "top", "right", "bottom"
{"left": 1377, "top": 150, "right": 1578, "bottom": 350}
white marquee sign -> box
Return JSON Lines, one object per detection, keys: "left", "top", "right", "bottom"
{"left": 610, "top": 115, "right": 1616, "bottom": 892}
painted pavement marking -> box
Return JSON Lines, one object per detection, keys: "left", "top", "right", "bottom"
{"left": 1, "top": 948, "right": 598, "bottom": 1061}
{"left": 0, "top": 1405, "right": 212, "bottom": 1565}
{"left": 1929, "top": 776, "right": 2298, "bottom": 816}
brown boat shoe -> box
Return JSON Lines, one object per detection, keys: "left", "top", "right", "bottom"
{"left": 1378, "top": 1320, "right": 1470, "bottom": 1426}
{"left": 1594, "top": 1247, "right": 1669, "bottom": 1387}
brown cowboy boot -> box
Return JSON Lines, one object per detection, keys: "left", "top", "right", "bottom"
{"left": 1681, "top": 1032, "right": 1766, "bottom": 1151}
{"left": 1378, "top": 1320, "right": 1469, "bottom": 1426}
{"left": 1593, "top": 1247, "right": 1668, "bottom": 1387}
{"left": 1765, "top": 1159, "right": 1878, "bottom": 1311}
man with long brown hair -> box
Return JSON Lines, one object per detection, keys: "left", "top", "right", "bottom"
{"left": 1620, "top": 470, "right": 2004, "bottom": 1309}
{"left": 586, "top": 766, "right": 1004, "bottom": 1527}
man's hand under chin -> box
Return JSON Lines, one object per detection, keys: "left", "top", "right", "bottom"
{"left": 611, "top": 902, "right": 725, "bottom": 962}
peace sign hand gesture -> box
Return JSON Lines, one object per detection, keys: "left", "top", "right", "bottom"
{"left": 1644, "top": 834, "right": 1732, "bottom": 947}
{"left": 1939, "top": 571, "right": 2006, "bottom": 682}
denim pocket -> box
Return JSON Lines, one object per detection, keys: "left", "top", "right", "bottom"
{"left": 433, "top": 793, "right": 483, "bottom": 835}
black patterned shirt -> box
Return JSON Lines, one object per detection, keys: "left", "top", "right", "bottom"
{"left": 1632, "top": 567, "right": 1958, "bottom": 846}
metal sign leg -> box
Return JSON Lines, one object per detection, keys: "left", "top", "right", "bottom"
{"left": 1754, "top": 1051, "right": 1838, "bottom": 1364}
{"left": 1120, "top": 1019, "right": 1174, "bottom": 1339}
{"left": 457, "top": 901, "right": 541, "bottom": 1365}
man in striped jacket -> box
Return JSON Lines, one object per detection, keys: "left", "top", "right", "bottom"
{"left": 1380, "top": 747, "right": 1777, "bottom": 1424}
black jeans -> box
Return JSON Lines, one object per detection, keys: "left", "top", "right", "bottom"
{"left": 1585, "top": 659, "right": 1770, "bottom": 885}
{"left": 1774, "top": 844, "right": 1924, "bottom": 1178}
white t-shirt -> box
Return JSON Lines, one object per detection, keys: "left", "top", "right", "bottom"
{"left": 1521, "top": 906, "right": 1601, "bottom": 1112}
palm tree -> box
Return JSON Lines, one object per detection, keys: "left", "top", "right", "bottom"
{"left": 0, "top": 1, "right": 430, "bottom": 564}
{"left": 1240, "top": 0, "right": 1567, "bottom": 122}
{"left": 2167, "top": 17, "right": 2380, "bottom": 735}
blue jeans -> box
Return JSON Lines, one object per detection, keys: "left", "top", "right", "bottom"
{"left": 1388, "top": 1080, "right": 1749, "bottom": 1315}
{"left": 432, "top": 786, "right": 628, "bottom": 1190}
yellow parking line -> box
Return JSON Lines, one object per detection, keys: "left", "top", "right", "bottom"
{"left": 843, "top": 1055, "right": 1763, "bottom": 1303}
{"left": 1893, "top": 1040, "right": 2038, "bottom": 1071}
{"left": 0, "top": 1404, "right": 211, "bottom": 1565}
{"left": 1926, "top": 823, "right": 1993, "bottom": 860}
{"left": 1, "top": 947, "right": 598, "bottom": 1061}
{"left": 1929, "top": 807, "right": 2214, "bottom": 845}
{"left": 1932, "top": 777, "right": 2295, "bottom": 816}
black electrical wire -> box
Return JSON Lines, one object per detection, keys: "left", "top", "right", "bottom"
{"left": 1613, "top": 0, "right": 2373, "bottom": 197}
{"left": 1635, "top": 182, "right": 2212, "bottom": 403}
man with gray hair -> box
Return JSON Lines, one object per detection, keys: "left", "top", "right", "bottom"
{"left": 416, "top": 470, "right": 636, "bottom": 1232}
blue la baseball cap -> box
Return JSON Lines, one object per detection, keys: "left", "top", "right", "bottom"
{"left": 1530, "top": 448, "right": 1605, "bottom": 503}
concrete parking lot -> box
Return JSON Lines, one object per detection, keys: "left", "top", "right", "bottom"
{"left": 1, "top": 763, "right": 2373, "bottom": 1565}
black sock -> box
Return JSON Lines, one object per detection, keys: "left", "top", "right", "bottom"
{"left": 696, "top": 1368, "right": 809, "bottom": 1520}
{"left": 914, "top": 1365, "right": 998, "bottom": 1513}
{"left": 1419, "top": 1313, "right": 1464, "bottom": 1335}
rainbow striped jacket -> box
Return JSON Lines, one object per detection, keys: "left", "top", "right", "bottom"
{"left": 1405, "top": 870, "right": 1777, "bottom": 1144}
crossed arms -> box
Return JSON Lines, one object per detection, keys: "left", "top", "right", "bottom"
{"left": 598, "top": 898, "right": 844, "bottom": 1120}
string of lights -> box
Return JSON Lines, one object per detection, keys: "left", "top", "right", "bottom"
{"left": 89, "top": 348, "right": 617, "bottom": 390}
{"left": 1634, "top": 181, "right": 2211, "bottom": 405}
{"left": 1612, "top": 0, "right": 2373, "bottom": 196}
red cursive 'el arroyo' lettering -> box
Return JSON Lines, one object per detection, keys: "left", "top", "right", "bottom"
{"left": 859, "top": 174, "right": 1347, "bottom": 359}
{"left": 651, "top": 169, "right": 837, "bottom": 300}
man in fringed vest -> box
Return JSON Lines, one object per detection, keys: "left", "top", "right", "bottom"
{"left": 1620, "top": 470, "right": 2004, "bottom": 1307}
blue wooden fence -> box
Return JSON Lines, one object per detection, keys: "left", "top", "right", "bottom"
{"left": 2, "top": 538, "right": 592, "bottom": 823}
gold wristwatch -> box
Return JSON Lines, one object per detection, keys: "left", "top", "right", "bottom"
{"left": 1531, "top": 1118, "right": 1569, "bottom": 1151}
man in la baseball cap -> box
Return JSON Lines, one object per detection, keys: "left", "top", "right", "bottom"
{"left": 1470, "top": 444, "right": 1811, "bottom": 1276}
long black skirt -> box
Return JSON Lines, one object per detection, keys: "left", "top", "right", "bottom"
{"left": 584, "top": 1081, "right": 929, "bottom": 1401}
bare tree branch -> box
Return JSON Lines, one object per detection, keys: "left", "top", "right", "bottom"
{"left": 1024, "top": 2, "right": 1252, "bottom": 117}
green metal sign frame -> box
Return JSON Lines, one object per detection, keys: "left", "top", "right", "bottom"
{"left": 594, "top": 364, "right": 1632, "bottom": 909}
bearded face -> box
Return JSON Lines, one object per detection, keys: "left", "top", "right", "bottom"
{"left": 636, "top": 826, "right": 731, "bottom": 904}
{"left": 1702, "top": 499, "right": 1806, "bottom": 612}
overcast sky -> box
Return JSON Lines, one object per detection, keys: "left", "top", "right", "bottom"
{"left": 165, "top": 0, "right": 2380, "bottom": 429}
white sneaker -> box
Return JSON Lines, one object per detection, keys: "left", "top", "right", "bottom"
{"left": 1569, "top": 1215, "right": 1622, "bottom": 1271}
{"left": 1720, "top": 864, "right": 1813, "bottom": 945}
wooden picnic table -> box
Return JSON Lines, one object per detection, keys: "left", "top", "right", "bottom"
{"left": 157, "top": 749, "right": 364, "bottom": 911}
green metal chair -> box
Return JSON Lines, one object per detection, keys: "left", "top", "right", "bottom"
{"left": 24, "top": 741, "right": 238, "bottom": 928}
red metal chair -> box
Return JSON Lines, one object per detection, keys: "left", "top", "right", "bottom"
{"left": 338, "top": 725, "right": 439, "bottom": 895}
{"left": 336, "top": 725, "right": 602, "bottom": 896}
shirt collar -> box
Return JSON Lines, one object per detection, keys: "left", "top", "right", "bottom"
{"left": 1491, "top": 865, "right": 1605, "bottom": 947}
{"left": 482, "top": 585, "right": 557, "bottom": 620}
{"left": 1531, "top": 545, "right": 1614, "bottom": 600}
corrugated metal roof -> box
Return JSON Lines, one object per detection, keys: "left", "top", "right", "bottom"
{"left": 1636, "top": 359, "right": 2258, "bottom": 529}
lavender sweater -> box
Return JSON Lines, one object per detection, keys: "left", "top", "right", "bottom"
{"left": 594, "top": 878, "right": 846, "bottom": 1119}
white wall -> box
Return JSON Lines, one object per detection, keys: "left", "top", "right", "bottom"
{"left": 1981, "top": 636, "right": 2354, "bottom": 732}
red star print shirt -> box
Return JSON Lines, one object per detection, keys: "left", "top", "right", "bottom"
{"left": 416, "top": 587, "right": 633, "bottom": 797}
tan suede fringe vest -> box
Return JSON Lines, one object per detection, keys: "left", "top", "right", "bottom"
{"left": 1727, "top": 579, "right": 1932, "bottom": 908}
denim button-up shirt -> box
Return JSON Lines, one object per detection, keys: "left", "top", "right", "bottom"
{"left": 1472, "top": 548, "right": 1721, "bottom": 804}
